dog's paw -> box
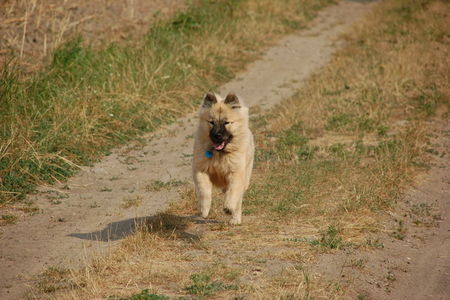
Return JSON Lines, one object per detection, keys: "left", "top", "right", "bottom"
{"left": 228, "top": 218, "right": 241, "bottom": 225}
{"left": 200, "top": 210, "right": 210, "bottom": 218}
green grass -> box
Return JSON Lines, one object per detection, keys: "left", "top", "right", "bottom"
{"left": 284, "top": 225, "right": 344, "bottom": 249}
{"left": 1, "top": 214, "right": 18, "bottom": 225}
{"left": 326, "top": 113, "right": 352, "bottom": 130}
{"left": 108, "top": 278, "right": 238, "bottom": 300}
{"left": 109, "top": 290, "right": 169, "bottom": 300}
{"left": 0, "top": 0, "right": 335, "bottom": 205}
{"left": 185, "top": 274, "right": 238, "bottom": 297}
{"left": 310, "top": 225, "right": 343, "bottom": 249}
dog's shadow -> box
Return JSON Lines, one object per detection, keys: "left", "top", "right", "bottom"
{"left": 69, "top": 213, "right": 219, "bottom": 242}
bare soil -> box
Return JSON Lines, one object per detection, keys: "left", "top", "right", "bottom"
{"left": 1, "top": 1, "right": 449, "bottom": 299}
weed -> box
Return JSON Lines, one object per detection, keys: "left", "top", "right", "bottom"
{"left": 277, "top": 123, "right": 317, "bottom": 160}
{"left": 284, "top": 237, "right": 310, "bottom": 243}
{"left": 377, "top": 125, "right": 389, "bottom": 137}
{"left": 326, "top": 113, "right": 352, "bottom": 131}
{"left": 121, "top": 195, "right": 143, "bottom": 209}
{"left": 415, "top": 94, "right": 437, "bottom": 116}
{"left": 1, "top": 214, "right": 18, "bottom": 225}
{"left": 185, "top": 274, "right": 238, "bottom": 297}
{"left": 145, "top": 180, "right": 185, "bottom": 192}
{"left": 0, "top": 157, "right": 76, "bottom": 203}
{"left": 45, "top": 190, "right": 69, "bottom": 200}
{"left": 349, "top": 258, "right": 366, "bottom": 269}
{"left": 357, "top": 117, "right": 375, "bottom": 132}
{"left": 391, "top": 220, "right": 406, "bottom": 240}
{"left": 410, "top": 202, "right": 436, "bottom": 227}
{"left": 279, "top": 123, "right": 308, "bottom": 147}
{"left": 19, "top": 205, "right": 40, "bottom": 215}
{"left": 36, "top": 267, "right": 73, "bottom": 293}
{"left": 410, "top": 203, "right": 431, "bottom": 217}
{"left": 365, "top": 238, "right": 384, "bottom": 249}
{"left": 328, "top": 143, "right": 348, "bottom": 157}
{"left": 310, "top": 225, "right": 343, "bottom": 249}
{"left": 425, "top": 148, "right": 439, "bottom": 156}
{"left": 108, "top": 289, "right": 169, "bottom": 300}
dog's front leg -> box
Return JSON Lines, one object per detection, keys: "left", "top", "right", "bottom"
{"left": 224, "top": 174, "right": 245, "bottom": 225}
{"left": 194, "top": 171, "right": 213, "bottom": 218}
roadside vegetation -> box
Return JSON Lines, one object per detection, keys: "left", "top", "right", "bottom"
{"left": 0, "top": 0, "right": 334, "bottom": 206}
{"left": 29, "top": 0, "right": 449, "bottom": 298}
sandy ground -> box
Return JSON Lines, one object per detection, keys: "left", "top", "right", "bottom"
{"left": 0, "top": 1, "right": 449, "bottom": 299}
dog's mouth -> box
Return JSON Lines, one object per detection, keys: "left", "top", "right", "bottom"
{"left": 212, "top": 141, "right": 226, "bottom": 151}
{"left": 209, "top": 124, "right": 232, "bottom": 152}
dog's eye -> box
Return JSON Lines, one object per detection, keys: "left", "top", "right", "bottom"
{"left": 224, "top": 121, "right": 231, "bottom": 125}
{"left": 208, "top": 121, "right": 214, "bottom": 125}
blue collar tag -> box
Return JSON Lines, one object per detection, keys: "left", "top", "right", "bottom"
{"left": 205, "top": 150, "right": 213, "bottom": 158}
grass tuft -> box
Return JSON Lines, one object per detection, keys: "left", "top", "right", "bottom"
{"left": 109, "top": 289, "right": 169, "bottom": 300}
{"left": 310, "top": 225, "right": 343, "bottom": 249}
{"left": 1, "top": 214, "right": 18, "bottom": 225}
{"left": 185, "top": 273, "right": 238, "bottom": 297}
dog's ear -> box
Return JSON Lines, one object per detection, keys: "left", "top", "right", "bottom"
{"left": 224, "top": 93, "right": 241, "bottom": 109}
{"left": 202, "top": 92, "right": 217, "bottom": 108}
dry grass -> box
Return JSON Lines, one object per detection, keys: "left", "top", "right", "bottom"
{"left": 30, "top": 0, "right": 449, "bottom": 299}
{"left": 0, "top": 0, "right": 185, "bottom": 71}
{"left": 0, "top": 0, "right": 334, "bottom": 206}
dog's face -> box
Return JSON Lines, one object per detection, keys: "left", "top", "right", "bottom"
{"left": 208, "top": 118, "right": 233, "bottom": 151}
{"left": 199, "top": 92, "right": 247, "bottom": 152}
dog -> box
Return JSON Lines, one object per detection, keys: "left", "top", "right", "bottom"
{"left": 192, "top": 92, "right": 254, "bottom": 225}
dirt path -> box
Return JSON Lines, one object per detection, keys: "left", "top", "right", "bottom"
{"left": 2, "top": 1, "right": 448, "bottom": 299}
{"left": 310, "top": 113, "right": 450, "bottom": 299}
{"left": 387, "top": 116, "right": 450, "bottom": 300}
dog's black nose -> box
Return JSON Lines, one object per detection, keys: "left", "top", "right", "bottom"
{"left": 213, "top": 133, "right": 223, "bottom": 139}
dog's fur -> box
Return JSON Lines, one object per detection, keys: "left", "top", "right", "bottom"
{"left": 192, "top": 92, "right": 254, "bottom": 225}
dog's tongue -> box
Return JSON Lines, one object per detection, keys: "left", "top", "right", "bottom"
{"left": 213, "top": 142, "right": 225, "bottom": 151}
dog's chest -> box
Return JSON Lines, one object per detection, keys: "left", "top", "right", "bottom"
{"left": 204, "top": 153, "right": 236, "bottom": 187}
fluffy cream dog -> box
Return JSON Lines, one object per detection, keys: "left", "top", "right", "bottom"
{"left": 192, "top": 92, "right": 254, "bottom": 225}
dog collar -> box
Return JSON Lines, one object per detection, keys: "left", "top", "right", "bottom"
{"left": 205, "top": 150, "right": 213, "bottom": 158}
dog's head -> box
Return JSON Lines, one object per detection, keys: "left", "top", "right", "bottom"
{"left": 199, "top": 92, "right": 247, "bottom": 152}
